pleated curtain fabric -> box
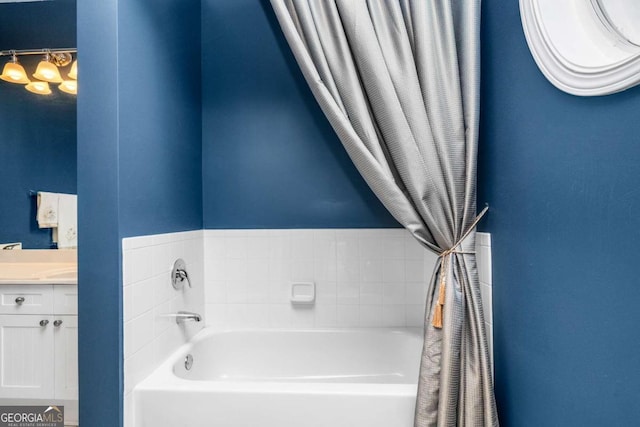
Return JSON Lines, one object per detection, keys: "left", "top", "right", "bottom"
{"left": 269, "top": 1, "right": 498, "bottom": 426}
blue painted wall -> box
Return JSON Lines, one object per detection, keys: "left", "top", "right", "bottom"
{"left": 201, "top": 0, "right": 399, "bottom": 229}
{"left": 78, "top": 0, "right": 201, "bottom": 425}
{"left": 118, "top": 0, "right": 202, "bottom": 237}
{"left": 479, "top": 2, "right": 640, "bottom": 425}
{"left": 0, "top": 0, "right": 76, "bottom": 249}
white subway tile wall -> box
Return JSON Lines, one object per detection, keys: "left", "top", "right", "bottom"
{"left": 122, "top": 230, "right": 204, "bottom": 427}
{"left": 476, "top": 232, "right": 493, "bottom": 371}
{"left": 205, "top": 229, "right": 445, "bottom": 329}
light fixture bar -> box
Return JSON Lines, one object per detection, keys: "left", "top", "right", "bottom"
{"left": 0, "top": 48, "right": 77, "bottom": 57}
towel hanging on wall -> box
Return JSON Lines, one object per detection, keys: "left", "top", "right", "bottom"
{"left": 36, "top": 191, "right": 78, "bottom": 249}
{"left": 36, "top": 192, "right": 59, "bottom": 228}
{"left": 56, "top": 194, "right": 77, "bottom": 249}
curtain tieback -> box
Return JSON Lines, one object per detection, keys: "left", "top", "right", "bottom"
{"left": 432, "top": 205, "right": 489, "bottom": 329}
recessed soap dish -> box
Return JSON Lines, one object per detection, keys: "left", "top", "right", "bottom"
{"left": 290, "top": 282, "right": 315, "bottom": 305}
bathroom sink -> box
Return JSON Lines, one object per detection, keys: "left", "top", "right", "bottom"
{"left": 0, "top": 250, "right": 78, "bottom": 285}
{"left": 0, "top": 262, "right": 78, "bottom": 285}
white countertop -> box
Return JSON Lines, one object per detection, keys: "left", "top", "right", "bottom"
{"left": 0, "top": 250, "right": 78, "bottom": 285}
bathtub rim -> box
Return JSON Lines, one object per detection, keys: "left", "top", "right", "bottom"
{"left": 134, "top": 327, "right": 423, "bottom": 397}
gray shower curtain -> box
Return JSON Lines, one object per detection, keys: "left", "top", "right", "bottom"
{"left": 269, "top": 1, "right": 497, "bottom": 426}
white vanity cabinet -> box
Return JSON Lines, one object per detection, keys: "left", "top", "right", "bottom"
{"left": 0, "top": 314, "right": 55, "bottom": 399}
{"left": 0, "top": 284, "right": 78, "bottom": 400}
{"left": 0, "top": 285, "right": 53, "bottom": 314}
{"left": 53, "top": 314, "right": 78, "bottom": 399}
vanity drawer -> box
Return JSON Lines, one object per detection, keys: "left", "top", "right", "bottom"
{"left": 0, "top": 285, "right": 54, "bottom": 314}
{"left": 53, "top": 285, "right": 77, "bottom": 315}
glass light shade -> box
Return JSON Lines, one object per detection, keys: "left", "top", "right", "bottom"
{"left": 59, "top": 80, "right": 77, "bottom": 95}
{"left": 25, "top": 81, "right": 52, "bottom": 95}
{"left": 33, "top": 60, "right": 63, "bottom": 83}
{"left": 0, "top": 62, "right": 30, "bottom": 84}
{"left": 68, "top": 60, "right": 77, "bottom": 80}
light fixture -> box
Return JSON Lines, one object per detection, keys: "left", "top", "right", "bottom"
{"left": 59, "top": 80, "right": 77, "bottom": 95}
{"left": 68, "top": 60, "right": 77, "bottom": 80}
{"left": 25, "top": 81, "right": 52, "bottom": 95}
{"left": 33, "top": 52, "right": 63, "bottom": 83}
{"left": 0, "top": 52, "right": 30, "bottom": 84}
{"left": 1, "top": 48, "right": 77, "bottom": 96}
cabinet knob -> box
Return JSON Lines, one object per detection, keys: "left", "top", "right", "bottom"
{"left": 53, "top": 320, "right": 63, "bottom": 327}
{"left": 39, "top": 320, "right": 49, "bottom": 327}
{"left": 15, "top": 297, "right": 25, "bottom": 305}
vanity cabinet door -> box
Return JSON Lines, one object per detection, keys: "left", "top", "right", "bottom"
{"left": 53, "top": 315, "right": 78, "bottom": 400}
{"left": 0, "top": 314, "right": 54, "bottom": 399}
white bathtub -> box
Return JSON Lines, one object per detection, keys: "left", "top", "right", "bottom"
{"left": 134, "top": 328, "right": 422, "bottom": 427}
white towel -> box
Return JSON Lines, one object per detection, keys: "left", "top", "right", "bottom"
{"left": 37, "top": 192, "right": 59, "bottom": 228}
{"left": 56, "top": 194, "right": 77, "bottom": 249}
{"left": 36, "top": 192, "right": 78, "bottom": 248}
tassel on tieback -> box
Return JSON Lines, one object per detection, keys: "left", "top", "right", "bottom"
{"left": 432, "top": 278, "right": 446, "bottom": 328}
{"left": 432, "top": 256, "right": 448, "bottom": 329}
{"left": 431, "top": 206, "right": 489, "bottom": 329}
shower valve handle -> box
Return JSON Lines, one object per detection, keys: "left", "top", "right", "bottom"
{"left": 171, "top": 259, "right": 192, "bottom": 289}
